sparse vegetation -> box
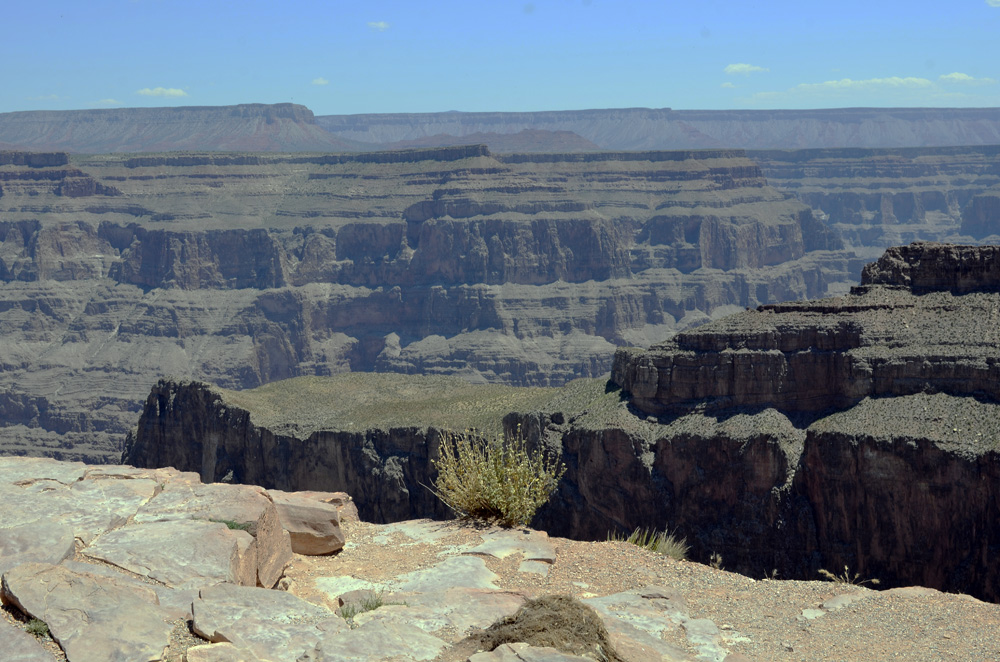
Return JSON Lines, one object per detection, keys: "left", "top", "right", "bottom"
{"left": 709, "top": 552, "right": 724, "bottom": 570}
{"left": 608, "top": 526, "right": 689, "bottom": 561}
{"left": 818, "top": 565, "right": 881, "bottom": 586}
{"left": 211, "top": 518, "right": 253, "bottom": 532}
{"left": 339, "top": 589, "right": 405, "bottom": 624}
{"left": 25, "top": 618, "right": 49, "bottom": 638}
{"left": 429, "top": 425, "right": 565, "bottom": 528}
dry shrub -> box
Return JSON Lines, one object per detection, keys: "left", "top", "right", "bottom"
{"left": 430, "top": 426, "right": 565, "bottom": 528}
{"left": 468, "top": 595, "right": 624, "bottom": 662}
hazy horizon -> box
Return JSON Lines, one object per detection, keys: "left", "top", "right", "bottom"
{"left": 4, "top": 0, "right": 999, "bottom": 115}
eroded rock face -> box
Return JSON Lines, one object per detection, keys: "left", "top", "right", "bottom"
{"left": 0, "top": 146, "right": 860, "bottom": 462}
{"left": 612, "top": 242, "right": 1000, "bottom": 415}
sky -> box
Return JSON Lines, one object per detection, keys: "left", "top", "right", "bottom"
{"left": 3, "top": 0, "right": 999, "bottom": 115}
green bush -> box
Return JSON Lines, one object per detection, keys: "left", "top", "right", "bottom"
{"left": 609, "top": 526, "right": 689, "bottom": 561}
{"left": 26, "top": 618, "right": 49, "bottom": 638}
{"left": 430, "top": 426, "right": 565, "bottom": 528}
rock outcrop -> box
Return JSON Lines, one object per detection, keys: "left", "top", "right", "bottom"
{"left": 125, "top": 244, "right": 1000, "bottom": 603}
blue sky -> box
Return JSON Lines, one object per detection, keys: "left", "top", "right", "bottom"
{"left": 4, "top": 0, "right": 999, "bottom": 115}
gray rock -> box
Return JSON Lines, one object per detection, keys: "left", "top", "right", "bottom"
{"left": 0, "top": 520, "right": 75, "bottom": 576}
{"left": 395, "top": 556, "right": 499, "bottom": 592}
{"left": 191, "top": 582, "right": 343, "bottom": 662}
{"left": 464, "top": 528, "right": 556, "bottom": 563}
{"left": 61, "top": 560, "right": 198, "bottom": 621}
{"left": 309, "top": 620, "right": 447, "bottom": 662}
{"left": 184, "top": 642, "right": 265, "bottom": 662}
{"left": 0, "top": 562, "right": 173, "bottom": 662}
{"left": 1, "top": 619, "right": 56, "bottom": 662}
{"left": 266, "top": 490, "right": 345, "bottom": 555}
{"left": 135, "top": 482, "right": 292, "bottom": 588}
{"left": 352, "top": 587, "right": 524, "bottom": 635}
{"left": 84, "top": 519, "right": 255, "bottom": 590}
{"left": 468, "top": 642, "right": 593, "bottom": 662}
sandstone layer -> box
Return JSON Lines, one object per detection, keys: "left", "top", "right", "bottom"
{"left": 0, "top": 146, "right": 860, "bottom": 462}
{"left": 125, "top": 244, "right": 1000, "bottom": 603}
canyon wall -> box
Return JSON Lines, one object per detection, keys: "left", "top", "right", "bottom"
{"left": 123, "top": 243, "right": 1000, "bottom": 602}
{"left": 0, "top": 146, "right": 860, "bottom": 462}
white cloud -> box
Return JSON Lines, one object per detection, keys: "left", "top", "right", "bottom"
{"left": 98, "top": 98, "right": 121, "bottom": 105}
{"left": 368, "top": 21, "right": 389, "bottom": 31}
{"left": 940, "top": 72, "right": 996, "bottom": 84}
{"left": 136, "top": 87, "right": 188, "bottom": 97}
{"left": 724, "top": 63, "right": 769, "bottom": 76}
{"left": 987, "top": 0, "right": 1000, "bottom": 7}
{"left": 796, "top": 76, "right": 933, "bottom": 91}
{"left": 312, "top": 77, "right": 330, "bottom": 86}
{"left": 720, "top": 82, "right": 736, "bottom": 89}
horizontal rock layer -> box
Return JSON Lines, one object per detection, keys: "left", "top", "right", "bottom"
{"left": 0, "top": 146, "right": 861, "bottom": 461}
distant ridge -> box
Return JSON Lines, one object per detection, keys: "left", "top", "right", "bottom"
{"left": 3, "top": 103, "right": 1000, "bottom": 153}
{"left": 0, "top": 103, "right": 369, "bottom": 153}
{"left": 317, "top": 106, "right": 1000, "bottom": 150}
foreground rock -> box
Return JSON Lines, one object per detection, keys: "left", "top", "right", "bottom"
{"left": 3, "top": 457, "right": 1000, "bottom": 661}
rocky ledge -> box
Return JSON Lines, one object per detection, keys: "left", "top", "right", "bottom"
{"left": 4, "top": 456, "right": 1000, "bottom": 662}
{"left": 612, "top": 242, "right": 1000, "bottom": 414}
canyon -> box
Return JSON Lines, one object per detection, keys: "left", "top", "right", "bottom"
{"left": 123, "top": 243, "right": 1000, "bottom": 603}
{"left": 0, "top": 145, "right": 869, "bottom": 462}
{"left": 0, "top": 104, "right": 997, "bottom": 467}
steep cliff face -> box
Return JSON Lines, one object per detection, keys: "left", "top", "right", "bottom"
{"left": 592, "top": 242, "right": 1000, "bottom": 600}
{"left": 612, "top": 243, "right": 1000, "bottom": 415}
{"left": 961, "top": 191, "right": 1000, "bottom": 239}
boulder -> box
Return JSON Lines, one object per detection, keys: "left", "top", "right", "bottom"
{"left": 266, "top": 490, "right": 346, "bottom": 555}
{"left": 134, "top": 482, "right": 292, "bottom": 587}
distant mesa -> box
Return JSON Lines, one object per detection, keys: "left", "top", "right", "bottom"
{"left": 4, "top": 103, "right": 1000, "bottom": 152}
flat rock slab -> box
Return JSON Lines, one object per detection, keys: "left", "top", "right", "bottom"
{"left": 353, "top": 587, "right": 525, "bottom": 636}
{"left": 309, "top": 619, "right": 447, "bottom": 662}
{"left": 135, "top": 482, "right": 291, "bottom": 588}
{"left": 0, "top": 520, "right": 75, "bottom": 576}
{"left": 61, "top": 561, "right": 198, "bottom": 621}
{"left": 395, "top": 555, "right": 499, "bottom": 593}
{"left": 85, "top": 519, "right": 255, "bottom": 590}
{"left": 0, "top": 562, "right": 173, "bottom": 662}
{"left": 185, "top": 642, "right": 265, "bottom": 662}
{"left": 464, "top": 528, "right": 556, "bottom": 563}
{"left": 192, "top": 582, "right": 344, "bottom": 661}
{"left": 266, "top": 490, "right": 345, "bottom": 555}
{"left": 1, "top": 620, "right": 56, "bottom": 662}
{"left": 469, "top": 642, "right": 593, "bottom": 662}
{"left": 0, "top": 457, "right": 86, "bottom": 486}
{"left": 0, "top": 477, "right": 157, "bottom": 544}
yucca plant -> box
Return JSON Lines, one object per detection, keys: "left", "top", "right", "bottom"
{"left": 609, "top": 526, "right": 689, "bottom": 561}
